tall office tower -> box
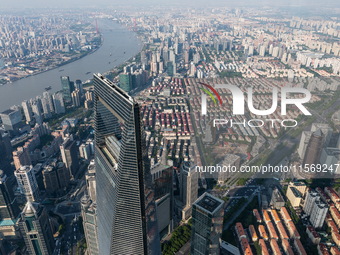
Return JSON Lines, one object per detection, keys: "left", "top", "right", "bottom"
{"left": 119, "top": 73, "right": 132, "bottom": 92}
{"left": 141, "top": 51, "right": 148, "bottom": 66}
{"left": 0, "top": 133, "right": 12, "bottom": 174}
{"left": 15, "top": 165, "right": 40, "bottom": 202}
{"left": 60, "top": 137, "right": 79, "bottom": 179}
{"left": 75, "top": 79, "right": 83, "bottom": 96}
{"left": 61, "top": 76, "right": 74, "bottom": 103}
{"left": 151, "top": 163, "right": 174, "bottom": 238}
{"left": 94, "top": 74, "right": 160, "bottom": 254}
{"left": 81, "top": 162, "right": 99, "bottom": 255}
{"left": 303, "top": 129, "right": 324, "bottom": 168}
{"left": 81, "top": 196, "right": 99, "bottom": 255}
{"left": 0, "top": 109, "right": 23, "bottom": 131}
{"left": 180, "top": 161, "right": 198, "bottom": 221}
{"left": 19, "top": 202, "right": 55, "bottom": 255}
{"left": 52, "top": 92, "right": 65, "bottom": 114}
{"left": 43, "top": 91, "right": 55, "bottom": 112}
{"left": 0, "top": 170, "right": 20, "bottom": 220}
{"left": 41, "top": 97, "right": 52, "bottom": 119}
{"left": 191, "top": 193, "right": 224, "bottom": 255}
{"left": 31, "top": 99, "right": 44, "bottom": 125}
{"left": 22, "top": 100, "right": 34, "bottom": 123}
{"left": 298, "top": 124, "right": 333, "bottom": 159}
{"left": 71, "top": 89, "right": 81, "bottom": 107}
{"left": 42, "top": 162, "right": 70, "bottom": 196}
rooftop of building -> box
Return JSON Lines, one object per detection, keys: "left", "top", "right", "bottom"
{"left": 195, "top": 192, "right": 224, "bottom": 214}
{"left": 0, "top": 109, "right": 17, "bottom": 115}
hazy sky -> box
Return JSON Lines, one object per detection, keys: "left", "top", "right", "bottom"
{"left": 1, "top": 0, "right": 339, "bottom": 9}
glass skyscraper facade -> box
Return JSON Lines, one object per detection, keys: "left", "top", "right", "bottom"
{"left": 93, "top": 74, "right": 160, "bottom": 254}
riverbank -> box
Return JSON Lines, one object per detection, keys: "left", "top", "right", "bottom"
{"left": 1, "top": 37, "right": 103, "bottom": 86}
{"left": 0, "top": 18, "right": 142, "bottom": 111}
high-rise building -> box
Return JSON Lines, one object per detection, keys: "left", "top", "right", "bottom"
{"left": 75, "top": 79, "right": 83, "bottom": 96}
{"left": 303, "top": 189, "right": 328, "bottom": 229}
{"left": 42, "top": 162, "right": 70, "bottom": 196}
{"left": 13, "top": 146, "right": 31, "bottom": 170}
{"left": 310, "top": 201, "right": 328, "bottom": 229}
{"left": 94, "top": 74, "right": 160, "bottom": 254}
{"left": 19, "top": 202, "right": 55, "bottom": 255}
{"left": 0, "top": 170, "right": 20, "bottom": 220}
{"left": 180, "top": 161, "right": 198, "bottom": 221}
{"left": 43, "top": 91, "right": 54, "bottom": 113}
{"left": 31, "top": 98, "right": 44, "bottom": 125}
{"left": 81, "top": 196, "right": 99, "bottom": 255}
{"left": 14, "top": 165, "right": 40, "bottom": 202}
{"left": 60, "top": 137, "right": 79, "bottom": 179}
{"left": 0, "top": 133, "right": 12, "bottom": 175}
{"left": 61, "top": 76, "right": 74, "bottom": 103}
{"left": 52, "top": 92, "right": 65, "bottom": 114}
{"left": 151, "top": 163, "right": 174, "bottom": 238}
{"left": 303, "top": 129, "right": 324, "bottom": 168}
{"left": 81, "top": 162, "right": 99, "bottom": 255}
{"left": 0, "top": 109, "right": 23, "bottom": 131}
{"left": 22, "top": 100, "right": 34, "bottom": 123}
{"left": 71, "top": 89, "right": 81, "bottom": 107}
{"left": 119, "top": 73, "right": 132, "bottom": 92}
{"left": 191, "top": 193, "right": 224, "bottom": 255}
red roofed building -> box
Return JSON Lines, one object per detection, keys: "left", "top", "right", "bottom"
{"left": 253, "top": 209, "right": 262, "bottom": 223}
{"left": 249, "top": 225, "right": 258, "bottom": 242}
{"left": 276, "top": 221, "right": 289, "bottom": 240}
{"left": 330, "top": 205, "right": 340, "bottom": 228}
{"left": 235, "top": 222, "right": 247, "bottom": 241}
{"left": 294, "top": 239, "right": 307, "bottom": 255}
{"left": 330, "top": 246, "right": 340, "bottom": 255}
{"left": 282, "top": 239, "right": 294, "bottom": 255}
{"left": 240, "top": 237, "right": 253, "bottom": 255}
{"left": 306, "top": 225, "right": 321, "bottom": 244}
{"left": 317, "top": 243, "right": 330, "bottom": 255}
{"left": 266, "top": 221, "right": 279, "bottom": 240}
{"left": 280, "top": 207, "right": 292, "bottom": 222}
{"left": 270, "top": 239, "right": 282, "bottom": 255}
{"left": 332, "top": 231, "right": 340, "bottom": 247}
{"left": 258, "top": 239, "right": 270, "bottom": 255}
{"left": 262, "top": 210, "right": 271, "bottom": 223}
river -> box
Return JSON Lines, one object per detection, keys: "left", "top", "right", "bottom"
{"left": 0, "top": 19, "right": 142, "bottom": 111}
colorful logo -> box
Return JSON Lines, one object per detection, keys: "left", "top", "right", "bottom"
{"left": 199, "top": 82, "right": 222, "bottom": 115}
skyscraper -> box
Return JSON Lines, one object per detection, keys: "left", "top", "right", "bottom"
{"left": 61, "top": 76, "right": 74, "bottom": 103}
{"left": 0, "top": 109, "right": 23, "bottom": 131}
{"left": 94, "top": 74, "right": 160, "bottom": 254}
{"left": 119, "top": 73, "right": 132, "bottom": 92}
{"left": 71, "top": 89, "right": 81, "bottom": 107}
{"left": 303, "top": 189, "right": 328, "bottom": 229}
{"left": 19, "top": 202, "right": 55, "bottom": 255}
{"left": 22, "top": 100, "right": 34, "bottom": 123}
{"left": 180, "top": 161, "right": 198, "bottom": 221}
{"left": 191, "top": 193, "right": 224, "bottom": 255}
{"left": 52, "top": 92, "right": 65, "bottom": 114}
{"left": 14, "top": 165, "right": 40, "bottom": 202}
{"left": 60, "top": 137, "right": 79, "bottom": 179}
{"left": 0, "top": 170, "right": 20, "bottom": 220}
{"left": 303, "top": 129, "right": 324, "bottom": 168}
